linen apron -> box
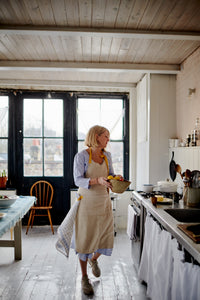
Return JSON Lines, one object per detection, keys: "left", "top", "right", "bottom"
{"left": 75, "top": 155, "right": 114, "bottom": 254}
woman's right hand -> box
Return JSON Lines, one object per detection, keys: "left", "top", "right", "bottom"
{"left": 97, "top": 177, "right": 112, "bottom": 189}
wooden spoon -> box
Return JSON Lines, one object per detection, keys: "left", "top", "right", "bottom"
{"left": 185, "top": 169, "right": 191, "bottom": 179}
{"left": 175, "top": 164, "right": 182, "bottom": 178}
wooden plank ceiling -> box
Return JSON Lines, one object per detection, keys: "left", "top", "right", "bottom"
{"left": 0, "top": 0, "right": 200, "bottom": 91}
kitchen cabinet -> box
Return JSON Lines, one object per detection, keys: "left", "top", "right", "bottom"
{"left": 139, "top": 213, "right": 200, "bottom": 300}
{"left": 138, "top": 214, "right": 173, "bottom": 300}
{"left": 137, "top": 193, "right": 200, "bottom": 300}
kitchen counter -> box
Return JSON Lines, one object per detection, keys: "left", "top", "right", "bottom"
{"left": 133, "top": 191, "right": 200, "bottom": 264}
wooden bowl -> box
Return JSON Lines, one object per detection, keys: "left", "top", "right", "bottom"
{"left": 109, "top": 179, "right": 131, "bottom": 194}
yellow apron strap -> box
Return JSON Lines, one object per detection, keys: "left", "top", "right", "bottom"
{"left": 89, "top": 147, "right": 109, "bottom": 175}
{"left": 101, "top": 152, "right": 109, "bottom": 175}
{"left": 89, "top": 147, "right": 92, "bottom": 164}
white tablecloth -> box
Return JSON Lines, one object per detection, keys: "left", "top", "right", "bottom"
{"left": 0, "top": 196, "right": 36, "bottom": 237}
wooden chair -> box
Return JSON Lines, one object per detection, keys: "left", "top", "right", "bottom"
{"left": 26, "top": 180, "right": 54, "bottom": 234}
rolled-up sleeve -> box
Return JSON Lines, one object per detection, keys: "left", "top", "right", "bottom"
{"left": 73, "top": 152, "right": 90, "bottom": 189}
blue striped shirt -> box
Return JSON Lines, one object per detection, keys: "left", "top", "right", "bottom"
{"left": 73, "top": 149, "right": 115, "bottom": 189}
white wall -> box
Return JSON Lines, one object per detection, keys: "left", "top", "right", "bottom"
{"left": 149, "top": 74, "right": 176, "bottom": 184}
{"left": 176, "top": 47, "right": 200, "bottom": 140}
{"left": 136, "top": 75, "right": 150, "bottom": 190}
{"left": 135, "top": 74, "right": 176, "bottom": 190}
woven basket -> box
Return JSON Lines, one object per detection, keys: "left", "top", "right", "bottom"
{"left": 109, "top": 179, "right": 131, "bottom": 194}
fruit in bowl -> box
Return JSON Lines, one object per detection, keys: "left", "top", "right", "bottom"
{"left": 0, "top": 195, "right": 8, "bottom": 199}
{"left": 107, "top": 175, "right": 131, "bottom": 193}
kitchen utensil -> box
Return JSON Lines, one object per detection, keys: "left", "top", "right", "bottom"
{"left": 175, "top": 164, "right": 182, "bottom": 178}
{"left": 186, "top": 188, "right": 200, "bottom": 207}
{"left": 187, "top": 224, "right": 200, "bottom": 237}
{"left": 183, "top": 177, "right": 189, "bottom": 186}
{"left": 185, "top": 169, "right": 191, "bottom": 179}
{"left": 191, "top": 170, "right": 200, "bottom": 188}
{"left": 169, "top": 151, "right": 176, "bottom": 181}
{"left": 178, "top": 224, "right": 200, "bottom": 243}
{"left": 151, "top": 196, "right": 157, "bottom": 206}
{"left": 142, "top": 184, "right": 154, "bottom": 193}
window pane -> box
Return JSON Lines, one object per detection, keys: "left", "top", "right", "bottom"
{"left": 44, "top": 139, "right": 63, "bottom": 176}
{"left": 23, "top": 98, "right": 64, "bottom": 177}
{"left": 0, "top": 96, "right": 8, "bottom": 137}
{"left": 0, "top": 140, "right": 8, "bottom": 175}
{"left": 109, "top": 142, "right": 123, "bottom": 176}
{"left": 77, "top": 98, "right": 123, "bottom": 140}
{"left": 24, "top": 138, "right": 42, "bottom": 176}
{"left": 78, "top": 141, "right": 86, "bottom": 153}
{"left": 24, "top": 99, "right": 42, "bottom": 137}
{"left": 0, "top": 96, "right": 8, "bottom": 175}
{"left": 78, "top": 98, "right": 101, "bottom": 139}
{"left": 101, "top": 99, "right": 123, "bottom": 140}
{"left": 44, "top": 99, "right": 63, "bottom": 137}
{"left": 77, "top": 97, "right": 124, "bottom": 176}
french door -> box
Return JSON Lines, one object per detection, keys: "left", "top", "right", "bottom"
{"left": 14, "top": 92, "right": 76, "bottom": 225}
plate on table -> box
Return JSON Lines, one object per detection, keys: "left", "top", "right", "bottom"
{"left": 0, "top": 195, "right": 19, "bottom": 208}
{"left": 155, "top": 196, "right": 172, "bottom": 204}
{"left": 0, "top": 212, "right": 6, "bottom": 218}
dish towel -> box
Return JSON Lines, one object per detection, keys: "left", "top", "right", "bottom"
{"left": 55, "top": 194, "right": 82, "bottom": 258}
{"left": 127, "top": 204, "right": 139, "bottom": 241}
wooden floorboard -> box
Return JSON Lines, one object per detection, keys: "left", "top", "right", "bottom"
{"left": 0, "top": 227, "right": 149, "bottom": 300}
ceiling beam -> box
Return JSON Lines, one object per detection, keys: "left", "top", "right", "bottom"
{"left": 0, "top": 25, "right": 200, "bottom": 41}
{"left": 0, "top": 61, "right": 180, "bottom": 74}
{"left": 0, "top": 79, "right": 136, "bottom": 89}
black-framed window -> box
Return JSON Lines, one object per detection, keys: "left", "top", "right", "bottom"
{"left": 0, "top": 90, "right": 129, "bottom": 222}
{"left": 0, "top": 95, "right": 9, "bottom": 176}
{"left": 23, "top": 98, "right": 64, "bottom": 177}
{"left": 76, "top": 94, "right": 129, "bottom": 178}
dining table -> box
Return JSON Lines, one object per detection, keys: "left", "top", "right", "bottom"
{"left": 0, "top": 196, "right": 36, "bottom": 260}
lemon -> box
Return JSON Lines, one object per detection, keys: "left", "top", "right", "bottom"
{"left": 156, "top": 195, "right": 163, "bottom": 202}
{"left": 114, "top": 176, "right": 120, "bottom": 180}
{"left": 107, "top": 175, "right": 114, "bottom": 179}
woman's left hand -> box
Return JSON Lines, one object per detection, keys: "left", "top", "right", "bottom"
{"left": 98, "top": 177, "right": 112, "bottom": 188}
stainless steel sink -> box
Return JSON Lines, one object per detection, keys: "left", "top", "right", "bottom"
{"left": 164, "top": 208, "right": 200, "bottom": 223}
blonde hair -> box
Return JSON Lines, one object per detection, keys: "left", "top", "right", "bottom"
{"left": 85, "top": 125, "right": 110, "bottom": 148}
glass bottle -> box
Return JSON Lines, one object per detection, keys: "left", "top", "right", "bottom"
{"left": 194, "top": 117, "right": 200, "bottom": 146}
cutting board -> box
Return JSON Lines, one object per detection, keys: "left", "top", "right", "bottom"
{"left": 178, "top": 223, "right": 200, "bottom": 243}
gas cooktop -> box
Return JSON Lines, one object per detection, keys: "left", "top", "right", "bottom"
{"left": 136, "top": 190, "right": 179, "bottom": 200}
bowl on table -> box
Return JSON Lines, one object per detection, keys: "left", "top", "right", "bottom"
{"left": 0, "top": 195, "right": 19, "bottom": 208}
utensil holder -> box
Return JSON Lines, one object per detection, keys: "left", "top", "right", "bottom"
{"left": 186, "top": 188, "right": 200, "bottom": 207}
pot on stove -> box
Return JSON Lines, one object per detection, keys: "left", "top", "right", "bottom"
{"left": 142, "top": 184, "right": 154, "bottom": 193}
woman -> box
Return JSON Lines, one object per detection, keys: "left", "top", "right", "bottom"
{"left": 73, "top": 125, "right": 122, "bottom": 295}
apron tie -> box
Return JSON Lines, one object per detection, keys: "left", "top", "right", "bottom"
{"left": 89, "top": 147, "right": 109, "bottom": 175}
